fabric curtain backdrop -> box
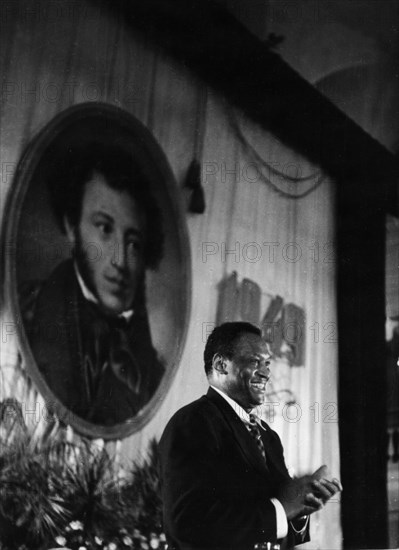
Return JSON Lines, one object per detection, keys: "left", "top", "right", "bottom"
{"left": 0, "top": 1, "right": 340, "bottom": 548}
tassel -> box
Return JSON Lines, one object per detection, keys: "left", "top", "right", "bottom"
{"left": 185, "top": 158, "right": 201, "bottom": 190}
{"left": 189, "top": 184, "right": 206, "bottom": 214}
{"left": 185, "top": 159, "right": 206, "bottom": 214}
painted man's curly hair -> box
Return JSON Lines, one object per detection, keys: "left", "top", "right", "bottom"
{"left": 49, "top": 143, "right": 164, "bottom": 270}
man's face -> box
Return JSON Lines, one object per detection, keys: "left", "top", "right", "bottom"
{"left": 222, "top": 332, "right": 272, "bottom": 411}
{"left": 66, "top": 172, "right": 146, "bottom": 315}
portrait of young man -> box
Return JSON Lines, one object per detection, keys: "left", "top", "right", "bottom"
{"left": 22, "top": 143, "right": 165, "bottom": 426}
{"left": 159, "top": 322, "right": 342, "bottom": 550}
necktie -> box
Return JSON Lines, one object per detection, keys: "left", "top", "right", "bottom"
{"left": 82, "top": 302, "right": 141, "bottom": 397}
{"left": 109, "top": 317, "right": 142, "bottom": 393}
{"left": 248, "top": 413, "right": 267, "bottom": 463}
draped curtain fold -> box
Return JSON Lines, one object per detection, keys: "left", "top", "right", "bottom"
{"left": 0, "top": 1, "right": 340, "bottom": 548}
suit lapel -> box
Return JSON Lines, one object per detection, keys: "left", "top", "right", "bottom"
{"left": 260, "top": 424, "right": 290, "bottom": 480}
{"left": 59, "top": 262, "right": 93, "bottom": 408}
{"left": 206, "top": 387, "right": 270, "bottom": 476}
{"left": 31, "top": 260, "right": 88, "bottom": 411}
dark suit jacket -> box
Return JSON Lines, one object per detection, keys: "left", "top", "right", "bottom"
{"left": 24, "top": 259, "right": 164, "bottom": 425}
{"left": 159, "top": 387, "right": 309, "bottom": 550}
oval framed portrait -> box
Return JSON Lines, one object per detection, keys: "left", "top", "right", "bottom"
{"left": 5, "top": 102, "right": 191, "bottom": 439}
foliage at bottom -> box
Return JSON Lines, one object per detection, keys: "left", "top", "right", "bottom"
{"left": 0, "top": 403, "right": 165, "bottom": 550}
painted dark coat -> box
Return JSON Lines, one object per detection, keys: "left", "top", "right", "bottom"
{"left": 25, "top": 259, "right": 164, "bottom": 425}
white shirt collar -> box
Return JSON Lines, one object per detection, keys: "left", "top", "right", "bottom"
{"left": 210, "top": 385, "right": 266, "bottom": 429}
{"left": 74, "top": 262, "right": 134, "bottom": 321}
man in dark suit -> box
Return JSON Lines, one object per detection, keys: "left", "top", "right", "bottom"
{"left": 159, "top": 322, "right": 342, "bottom": 549}
{"left": 25, "top": 144, "right": 164, "bottom": 425}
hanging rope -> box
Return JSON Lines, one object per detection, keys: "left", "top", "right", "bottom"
{"left": 227, "top": 105, "right": 326, "bottom": 199}
{"left": 185, "top": 83, "right": 208, "bottom": 213}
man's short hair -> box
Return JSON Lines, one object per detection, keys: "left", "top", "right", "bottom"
{"left": 49, "top": 143, "right": 163, "bottom": 269}
{"left": 204, "top": 322, "right": 262, "bottom": 376}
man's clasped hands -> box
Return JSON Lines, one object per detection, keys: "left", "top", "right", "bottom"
{"left": 278, "top": 465, "right": 343, "bottom": 520}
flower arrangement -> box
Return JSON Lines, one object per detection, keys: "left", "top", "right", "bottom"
{"left": 0, "top": 400, "right": 166, "bottom": 550}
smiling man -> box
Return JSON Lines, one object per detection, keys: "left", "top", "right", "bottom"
{"left": 26, "top": 144, "right": 164, "bottom": 425}
{"left": 159, "top": 322, "right": 342, "bottom": 550}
